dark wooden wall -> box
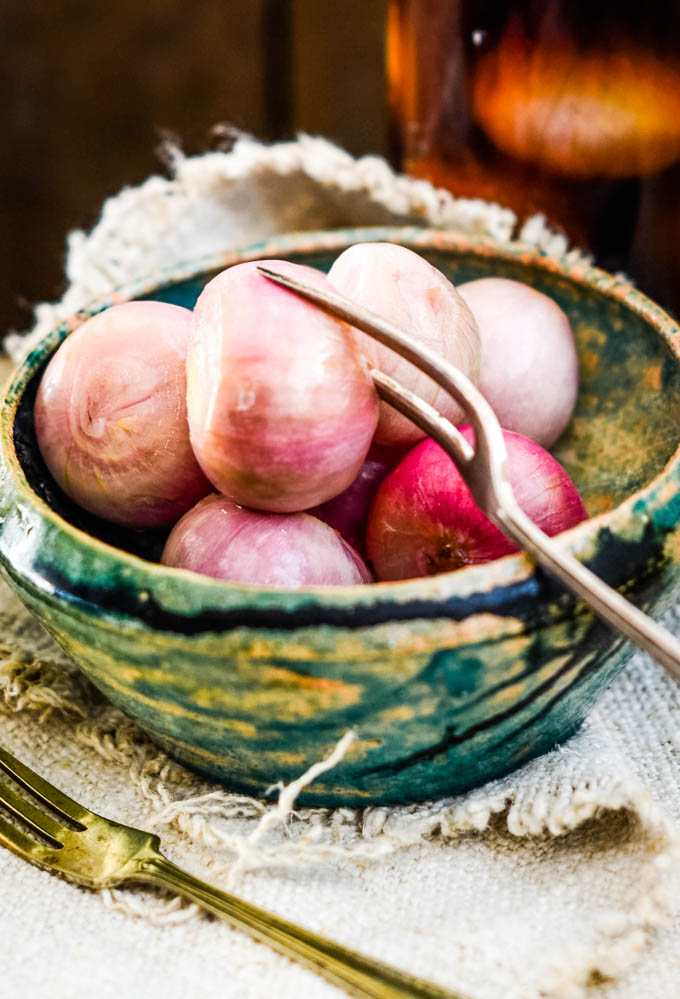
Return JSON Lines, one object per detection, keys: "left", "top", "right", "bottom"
{"left": 0, "top": 1, "right": 388, "bottom": 339}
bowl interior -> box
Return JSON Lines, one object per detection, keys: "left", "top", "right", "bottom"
{"left": 11, "top": 235, "right": 680, "bottom": 567}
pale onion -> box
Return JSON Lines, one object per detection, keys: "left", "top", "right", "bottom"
{"left": 34, "top": 301, "right": 210, "bottom": 527}
{"left": 161, "top": 494, "right": 372, "bottom": 587}
{"left": 458, "top": 277, "right": 578, "bottom": 448}
{"left": 328, "top": 242, "right": 481, "bottom": 446}
{"left": 366, "top": 427, "right": 587, "bottom": 582}
{"left": 187, "top": 260, "right": 379, "bottom": 513}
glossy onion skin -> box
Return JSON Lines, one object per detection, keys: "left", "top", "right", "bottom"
{"left": 458, "top": 277, "right": 579, "bottom": 448}
{"left": 34, "top": 301, "right": 211, "bottom": 527}
{"left": 308, "top": 443, "right": 408, "bottom": 554}
{"left": 161, "top": 494, "right": 373, "bottom": 587}
{"left": 188, "top": 260, "right": 379, "bottom": 513}
{"left": 328, "top": 242, "right": 481, "bottom": 446}
{"left": 367, "top": 427, "right": 587, "bottom": 582}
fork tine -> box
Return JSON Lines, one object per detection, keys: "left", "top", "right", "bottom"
{"left": 0, "top": 812, "right": 51, "bottom": 864}
{"left": 256, "top": 263, "right": 510, "bottom": 495}
{"left": 256, "top": 265, "right": 498, "bottom": 427}
{"left": 0, "top": 746, "right": 89, "bottom": 827}
{"left": 0, "top": 775, "right": 66, "bottom": 845}
{"left": 370, "top": 368, "right": 474, "bottom": 468}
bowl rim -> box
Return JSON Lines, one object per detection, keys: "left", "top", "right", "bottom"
{"left": 2, "top": 224, "right": 680, "bottom": 621}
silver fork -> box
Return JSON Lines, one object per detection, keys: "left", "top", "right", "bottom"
{"left": 257, "top": 264, "right": 680, "bottom": 684}
{"left": 0, "top": 744, "right": 467, "bottom": 999}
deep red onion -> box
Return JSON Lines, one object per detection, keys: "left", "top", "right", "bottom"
{"left": 328, "top": 242, "right": 481, "bottom": 446}
{"left": 308, "top": 443, "right": 408, "bottom": 554}
{"left": 458, "top": 277, "right": 579, "bottom": 447}
{"left": 161, "top": 494, "right": 373, "bottom": 586}
{"left": 187, "top": 259, "right": 379, "bottom": 513}
{"left": 34, "top": 301, "right": 211, "bottom": 527}
{"left": 366, "top": 427, "right": 587, "bottom": 581}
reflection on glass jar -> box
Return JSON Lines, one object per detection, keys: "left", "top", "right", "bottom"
{"left": 388, "top": 0, "right": 680, "bottom": 313}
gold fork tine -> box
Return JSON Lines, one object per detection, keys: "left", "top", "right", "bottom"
{"left": 0, "top": 747, "right": 470, "bottom": 999}
{"left": 257, "top": 263, "right": 680, "bottom": 684}
{"left": 0, "top": 811, "right": 52, "bottom": 862}
{"left": 0, "top": 745, "right": 89, "bottom": 827}
{"left": 0, "top": 775, "right": 65, "bottom": 845}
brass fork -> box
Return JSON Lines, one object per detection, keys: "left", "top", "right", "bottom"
{"left": 0, "top": 744, "right": 467, "bottom": 999}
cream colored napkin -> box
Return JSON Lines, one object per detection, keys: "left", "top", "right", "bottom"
{"left": 2, "top": 136, "right": 679, "bottom": 999}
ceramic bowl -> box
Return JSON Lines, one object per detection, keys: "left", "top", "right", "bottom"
{"left": 2, "top": 227, "right": 680, "bottom": 807}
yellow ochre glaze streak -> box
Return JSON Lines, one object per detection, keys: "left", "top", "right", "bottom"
{"left": 662, "top": 524, "right": 680, "bottom": 564}
{"left": 644, "top": 364, "right": 663, "bottom": 391}
{"left": 153, "top": 732, "right": 379, "bottom": 802}
{"left": 58, "top": 633, "right": 362, "bottom": 724}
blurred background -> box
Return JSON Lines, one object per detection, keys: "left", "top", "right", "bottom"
{"left": 4, "top": 0, "right": 680, "bottom": 342}
{"left": 0, "top": 1, "right": 389, "bottom": 339}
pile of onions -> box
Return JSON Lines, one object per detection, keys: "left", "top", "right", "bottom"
{"left": 34, "top": 244, "right": 588, "bottom": 589}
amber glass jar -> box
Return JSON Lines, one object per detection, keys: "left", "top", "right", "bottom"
{"left": 387, "top": 0, "right": 680, "bottom": 313}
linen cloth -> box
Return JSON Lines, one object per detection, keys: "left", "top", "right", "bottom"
{"left": 1, "top": 135, "right": 679, "bottom": 999}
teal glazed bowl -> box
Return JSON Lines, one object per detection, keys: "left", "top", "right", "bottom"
{"left": 3, "top": 227, "right": 680, "bottom": 806}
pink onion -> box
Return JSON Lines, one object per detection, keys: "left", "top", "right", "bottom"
{"left": 187, "top": 260, "right": 379, "bottom": 513}
{"left": 328, "top": 243, "right": 481, "bottom": 446}
{"left": 34, "top": 301, "right": 210, "bottom": 527}
{"left": 458, "top": 277, "right": 578, "bottom": 447}
{"left": 308, "top": 443, "right": 408, "bottom": 554}
{"left": 161, "top": 494, "right": 373, "bottom": 586}
{"left": 366, "top": 427, "right": 587, "bottom": 582}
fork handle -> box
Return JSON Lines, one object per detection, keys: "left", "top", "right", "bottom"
{"left": 498, "top": 498, "right": 680, "bottom": 683}
{"left": 134, "top": 854, "right": 467, "bottom": 999}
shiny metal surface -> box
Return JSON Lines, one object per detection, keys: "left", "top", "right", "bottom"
{"left": 0, "top": 744, "right": 467, "bottom": 999}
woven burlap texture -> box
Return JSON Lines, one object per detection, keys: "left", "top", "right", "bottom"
{"left": 2, "top": 135, "right": 679, "bottom": 999}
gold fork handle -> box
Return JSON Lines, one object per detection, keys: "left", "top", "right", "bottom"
{"left": 134, "top": 854, "right": 468, "bottom": 999}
